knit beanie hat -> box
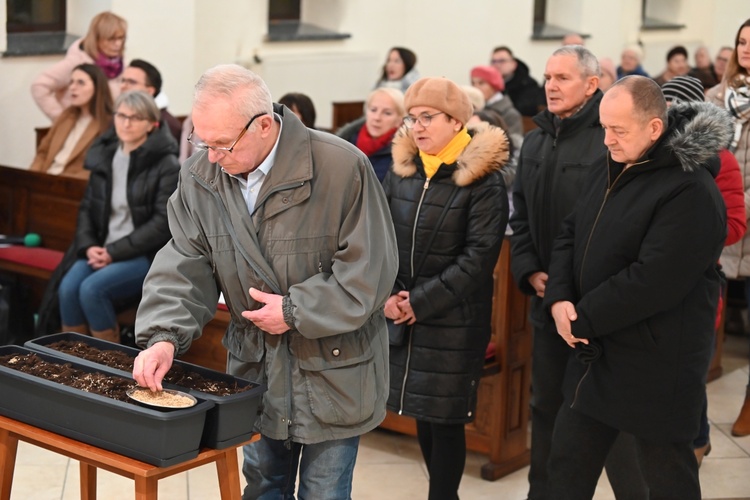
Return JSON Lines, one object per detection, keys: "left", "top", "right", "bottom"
{"left": 661, "top": 75, "right": 705, "bottom": 103}
{"left": 404, "top": 77, "right": 473, "bottom": 125}
{"left": 470, "top": 65, "right": 506, "bottom": 92}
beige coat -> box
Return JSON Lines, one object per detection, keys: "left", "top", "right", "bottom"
{"left": 707, "top": 83, "right": 750, "bottom": 278}
{"left": 29, "top": 108, "right": 102, "bottom": 179}
{"left": 30, "top": 38, "right": 121, "bottom": 121}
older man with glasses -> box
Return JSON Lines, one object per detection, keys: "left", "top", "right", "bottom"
{"left": 132, "top": 64, "right": 398, "bottom": 500}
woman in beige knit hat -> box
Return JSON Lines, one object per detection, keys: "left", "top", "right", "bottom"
{"left": 383, "top": 76, "right": 510, "bottom": 499}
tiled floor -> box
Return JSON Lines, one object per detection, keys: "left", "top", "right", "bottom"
{"left": 6, "top": 334, "right": 750, "bottom": 499}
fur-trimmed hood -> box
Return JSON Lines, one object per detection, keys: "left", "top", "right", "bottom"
{"left": 665, "top": 101, "right": 734, "bottom": 172}
{"left": 391, "top": 122, "right": 510, "bottom": 187}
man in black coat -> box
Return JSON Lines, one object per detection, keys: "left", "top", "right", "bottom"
{"left": 544, "top": 75, "right": 731, "bottom": 499}
{"left": 490, "top": 46, "right": 545, "bottom": 117}
{"left": 509, "top": 45, "right": 604, "bottom": 500}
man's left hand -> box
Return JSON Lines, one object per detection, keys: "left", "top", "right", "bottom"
{"left": 242, "top": 288, "right": 290, "bottom": 335}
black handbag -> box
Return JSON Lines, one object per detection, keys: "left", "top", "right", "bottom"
{"left": 387, "top": 186, "right": 459, "bottom": 346}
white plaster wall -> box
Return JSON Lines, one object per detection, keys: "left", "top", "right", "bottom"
{"left": 0, "top": 0, "right": 748, "bottom": 169}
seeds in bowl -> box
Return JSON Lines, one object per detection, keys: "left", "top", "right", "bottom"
{"left": 127, "top": 388, "right": 197, "bottom": 408}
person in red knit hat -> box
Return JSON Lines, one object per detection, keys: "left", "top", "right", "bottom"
{"left": 470, "top": 65, "right": 523, "bottom": 150}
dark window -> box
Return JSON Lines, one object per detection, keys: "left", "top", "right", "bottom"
{"left": 533, "top": 0, "right": 547, "bottom": 28}
{"left": 6, "top": 0, "right": 66, "bottom": 33}
{"left": 269, "top": 0, "right": 301, "bottom": 22}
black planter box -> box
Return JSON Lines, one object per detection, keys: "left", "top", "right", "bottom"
{"left": 0, "top": 345, "right": 213, "bottom": 467}
{"left": 26, "top": 332, "right": 266, "bottom": 449}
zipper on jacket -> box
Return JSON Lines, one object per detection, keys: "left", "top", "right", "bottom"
{"left": 570, "top": 363, "right": 591, "bottom": 408}
{"left": 578, "top": 159, "right": 650, "bottom": 285}
{"left": 398, "top": 176, "right": 431, "bottom": 414}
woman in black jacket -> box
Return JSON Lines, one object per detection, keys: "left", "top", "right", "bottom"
{"left": 383, "top": 77, "right": 509, "bottom": 500}
{"left": 57, "top": 90, "right": 179, "bottom": 343}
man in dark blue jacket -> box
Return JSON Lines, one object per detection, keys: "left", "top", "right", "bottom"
{"left": 544, "top": 75, "right": 730, "bottom": 499}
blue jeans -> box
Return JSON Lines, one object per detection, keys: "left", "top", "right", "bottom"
{"left": 242, "top": 436, "right": 359, "bottom": 500}
{"left": 58, "top": 257, "right": 151, "bottom": 330}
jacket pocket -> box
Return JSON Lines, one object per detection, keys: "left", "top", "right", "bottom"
{"left": 223, "top": 321, "right": 265, "bottom": 363}
{"left": 296, "top": 331, "right": 376, "bottom": 426}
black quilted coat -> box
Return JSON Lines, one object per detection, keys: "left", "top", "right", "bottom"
{"left": 383, "top": 123, "right": 510, "bottom": 424}
{"left": 75, "top": 121, "right": 179, "bottom": 260}
{"left": 35, "top": 121, "right": 178, "bottom": 336}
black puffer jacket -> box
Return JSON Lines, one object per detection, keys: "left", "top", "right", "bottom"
{"left": 510, "top": 91, "right": 605, "bottom": 308}
{"left": 35, "top": 121, "right": 179, "bottom": 337}
{"left": 383, "top": 123, "right": 510, "bottom": 424}
{"left": 544, "top": 102, "right": 732, "bottom": 442}
{"left": 75, "top": 121, "right": 179, "bottom": 260}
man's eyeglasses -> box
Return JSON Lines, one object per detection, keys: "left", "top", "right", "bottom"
{"left": 403, "top": 112, "right": 445, "bottom": 129}
{"left": 188, "top": 112, "right": 267, "bottom": 154}
{"left": 491, "top": 58, "right": 512, "bottom": 64}
{"left": 114, "top": 112, "right": 147, "bottom": 124}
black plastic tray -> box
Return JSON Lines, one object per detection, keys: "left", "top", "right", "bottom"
{"left": 25, "top": 332, "right": 266, "bottom": 449}
{"left": 0, "top": 345, "right": 213, "bottom": 466}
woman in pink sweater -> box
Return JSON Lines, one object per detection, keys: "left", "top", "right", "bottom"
{"left": 31, "top": 11, "right": 126, "bottom": 120}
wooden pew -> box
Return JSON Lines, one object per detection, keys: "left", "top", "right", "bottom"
{"left": 0, "top": 164, "right": 227, "bottom": 369}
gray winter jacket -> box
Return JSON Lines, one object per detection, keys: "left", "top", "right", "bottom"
{"left": 135, "top": 105, "right": 399, "bottom": 444}
{"left": 707, "top": 83, "right": 750, "bottom": 278}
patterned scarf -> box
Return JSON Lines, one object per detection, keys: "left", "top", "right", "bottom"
{"left": 725, "top": 79, "right": 750, "bottom": 152}
{"left": 95, "top": 53, "right": 124, "bottom": 79}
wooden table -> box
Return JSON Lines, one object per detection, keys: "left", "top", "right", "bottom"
{"left": 0, "top": 414, "right": 258, "bottom": 500}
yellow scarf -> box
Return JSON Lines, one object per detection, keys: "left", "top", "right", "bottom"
{"left": 418, "top": 128, "right": 471, "bottom": 178}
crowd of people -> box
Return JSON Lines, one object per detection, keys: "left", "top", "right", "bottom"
{"left": 20, "top": 9, "right": 750, "bottom": 500}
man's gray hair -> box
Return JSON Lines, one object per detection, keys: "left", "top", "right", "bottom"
{"left": 194, "top": 64, "right": 273, "bottom": 128}
{"left": 552, "top": 45, "right": 601, "bottom": 78}
{"left": 115, "top": 90, "right": 160, "bottom": 122}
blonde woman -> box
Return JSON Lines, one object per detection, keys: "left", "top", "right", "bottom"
{"left": 32, "top": 11, "right": 126, "bottom": 120}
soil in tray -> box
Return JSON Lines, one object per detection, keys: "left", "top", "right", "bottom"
{"left": 46, "top": 340, "right": 250, "bottom": 396}
{"left": 0, "top": 352, "right": 135, "bottom": 402}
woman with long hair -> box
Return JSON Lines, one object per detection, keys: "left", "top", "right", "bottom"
{"left": 32, "top": 11, "right": 126, "bottom": 120}
{"left": 706, "top": 17, "right": 750, "bottom": 438}
{"left": 375, "top": 47, "right": 420, "bottom": 93}
{"left": 29, "top": 63, "right": 113, "bottom": 178}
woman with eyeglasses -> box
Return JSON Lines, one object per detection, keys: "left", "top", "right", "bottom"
{"left": 336, "top": 87, "right": 404, "bottom": 182}
{"left": 32, "top": 11, "right": 127, "bottom": 121}
{"left": 53, "top": 90, "right": 179, "bottom": 343}
{"left": 382, "top": 77, "right": 510, "bottom": 500}
{"left": 29, "top": 64, "right": 113, "bottom": 179}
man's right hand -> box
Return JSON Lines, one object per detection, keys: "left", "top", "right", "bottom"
{"left": 529, "top": 271, "right": 549, "bottom": 297}
{"left": 132, "top": 341, "right": 176, "bottom": 392}
{"left": 551, "top": 301, "right": 589, "bottom": 348}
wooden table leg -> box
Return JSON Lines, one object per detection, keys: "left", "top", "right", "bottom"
{"left": 134, "top": 476, "right": 158, "bottom": 500}
{"left": 215, "top": 448, "right": 242, "bottom": 500}
{"left": 0, "top": 429, "right": 19, "bottom": 500}
{"left": 79, "top": 462, "right": 97, "bottom": 500}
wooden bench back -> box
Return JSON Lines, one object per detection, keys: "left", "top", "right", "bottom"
{"left": 0, "top": 165, "right": 86, "bottom": 252}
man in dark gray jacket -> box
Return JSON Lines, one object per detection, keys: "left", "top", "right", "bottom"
{"left": 509, "top": 45, "right": 605, "bottom": 500}
{"left": 132, "top": 64, "right": 398, "bottom": 499}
